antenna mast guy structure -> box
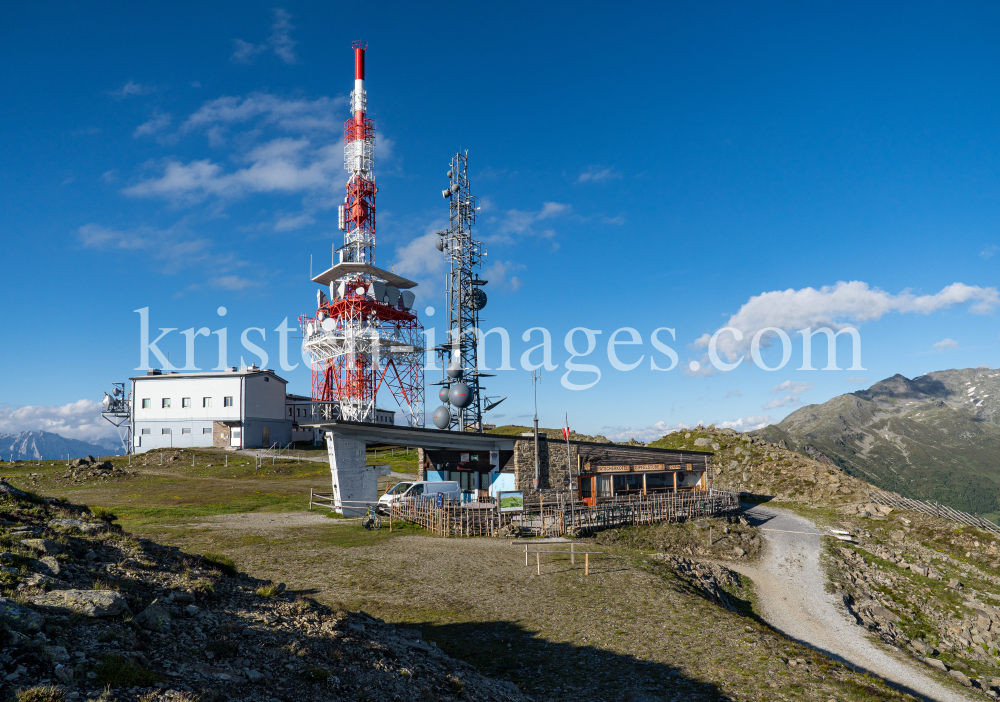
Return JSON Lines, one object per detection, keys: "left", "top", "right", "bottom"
{"left": 431, "top": 153, "right": 502, "bottom": 432}
{"left": 100, "top": 382, "right": 132, "bottom": 455}
{"left": 300, "top": 42, "right": 424, "bottom": 427}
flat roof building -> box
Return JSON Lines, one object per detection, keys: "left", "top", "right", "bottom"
{"left": 130, "top": 367, "right": 290, "bottom": 453}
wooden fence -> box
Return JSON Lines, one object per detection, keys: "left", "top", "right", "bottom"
{"left": 867, "top": 489, "right": 1000, "bottom": 536}
{"left": 388, "top": 489, "right": 740, "bottom": 539}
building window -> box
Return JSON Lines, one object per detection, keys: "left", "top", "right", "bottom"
{"left": 232, "top": 429, "right": 241, "bottom": 439}
{"left": 224, "top": 396, "right": 234, "bottom": 407}
{"left": 203, "top": 428, "right": 212, "bottom": 434}
{"left": 288, "top": 407, "right": 293, "bottom": 417}
{"left": 162, "top": 398, "right": 171, "bottom": 408}
{"left": 203, "top": 397, "right": 212, "bottom": 408}
{"left": 141, "top": 399, "right": 150, "bottom": 409}
{"left": 182, "top": 398, "right": 191, "bottom": 408}
{"left": 141, "top": 428, "right": 151, "bottom": 435}
{"left": 162, "top": 428, "right": 172, "bottom": 435}
{"left": 181, "top": 428, "right": 191, "bottom": 435}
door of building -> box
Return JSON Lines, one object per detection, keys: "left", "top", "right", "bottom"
{"left": 231, "top": 428, "right": 241, "bottom": 448}
{"left": 578, "top": 475, "right": 595, "bottom": 507}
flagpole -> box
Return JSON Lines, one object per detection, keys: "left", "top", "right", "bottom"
{"left": 565, "top": 412, "right": 575, "bottom": 528}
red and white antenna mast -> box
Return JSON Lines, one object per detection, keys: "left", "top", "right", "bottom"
{"left": 300, "top": 42, "right": 425, "bottom": 427}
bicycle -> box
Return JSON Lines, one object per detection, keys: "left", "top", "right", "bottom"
{"left": 362, "top": 506, "right": 381, "bottom": 531}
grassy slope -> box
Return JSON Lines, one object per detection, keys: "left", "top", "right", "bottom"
{"left": 0, "top": 450, "right": 913, "bottom": 701}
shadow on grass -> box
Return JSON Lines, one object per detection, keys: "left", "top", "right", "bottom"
{"left": 413, "top": 619, "right": 722, "bottom": 701}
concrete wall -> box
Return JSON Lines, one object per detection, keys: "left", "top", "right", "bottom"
{"left": 326, "top": 432, "right": 376, "bottom": 518}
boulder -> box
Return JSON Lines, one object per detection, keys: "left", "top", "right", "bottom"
{"left": 54, "top": 664, "right": 73, "bottom": 684}
{"left": 0, "top": 481, "right": 31, "bottom": 500}
{"left": 0, "top": 596, "right": 43, "bottom": 632}
{"left": 43, "top": 645, "right": 69, "bottom": 663}
{"left": 924, "top": 657, "right": 948, "bottom": 672}
{"left": 33, "top": 557, "right": 60, "bottom": 577}
{"left": 135, "top": 600, "right": 171, "bottom": 631}
{"left": 48, "top": 518, "right": 106, "bottom": 535}
{"left": 20, "top": 539, "right": 61, "bottom": 555}
{"left": 871, "top": 605, "right": 901, "bottom": 624}
{"left": 910, "top": 564, "right": 929, "bottom": 577}
{"left": 693, "top": 438, "right": 711, "bottom": 447}
{"left": 31, "top": 589, "right": 129, "bottom": 617}
{"left": 949, "top": 670, "right": 972, "bottom": 686}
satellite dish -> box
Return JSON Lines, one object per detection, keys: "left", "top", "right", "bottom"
{"left": 447, "top": 361, "right": 463, "bottom": 379}
{"left": 438, "top": 386, "right": 450, "bottom": 403}
{"left": 449, "top": 382, "right": 473, "bottom": 408}
{"left": 113, "top": 387, "right": 121, "bottom": 397}
{"left": 355, "top": 286, "right": 365, "bottom": 295}
{"left": 435, "top": 237, "right": 444, "bottom": 251}
{"left": 451, "top": 183, "right": 460, "bottom": 193}
{"left": 306, "top": 323, "right": 314, "bottom": 337}
{"left": 321, "top": 318, "right": 335, "bottom": 332}
{"left": 442, "top": 189, "right": 451, "bottom": 199}
{"left": 317, "top": 289, "right": 328, "bottom": 308}
{"left": 102, "top": 393, "right": 111, "bottom": 410}
{"left": 447, "top": 170, "right": 453, "bottom": 178}
{"left": 465, "top": 289, "right": 487, "bottom": 311}
{"left": 432, "top": 405, "right": 451, "bottom": 429}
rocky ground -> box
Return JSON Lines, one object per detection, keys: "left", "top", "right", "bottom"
{"left": 650, "top": 425, "right": 871, "bottom": 505}
{"left": 0, "top": 480, "right": 525, "bottom": 702}
{"left": 828, "top": 509, "right": 1000, "bottom": 695}
{"left": 595, "top": 514, "right": 764, "bottom": 562}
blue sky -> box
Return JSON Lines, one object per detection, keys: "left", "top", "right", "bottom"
{"left": 2, "top": 1, "right": 999, "bottom": 443}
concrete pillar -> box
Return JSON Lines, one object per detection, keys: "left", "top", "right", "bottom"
{"left": 417, "top": 447, "right": 427, "bottom": 481}
{"left": 325, "top": 431, "right": 373, "bottom": 517}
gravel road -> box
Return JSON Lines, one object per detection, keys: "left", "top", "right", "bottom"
{"left": 730, "top": 503, "right": 974, "bottom": 702}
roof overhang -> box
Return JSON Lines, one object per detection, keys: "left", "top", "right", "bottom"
{"left": 312, "top": 263, "right": 417, "bottom": 289}
{"left": 301, "top": 420, "right": 516, "bottom": 451}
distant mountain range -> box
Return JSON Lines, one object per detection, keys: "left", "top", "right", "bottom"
{"left": 752, "top": 368, "right": 1000, "bottom": 517}
{"left": 0, "top": 431, "right": 121, "bottom": 462}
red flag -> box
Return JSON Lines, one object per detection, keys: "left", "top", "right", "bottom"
{"left": 562, "top": 427, "right": 569, "bottom": 440}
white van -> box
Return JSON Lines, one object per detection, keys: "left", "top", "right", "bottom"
{"left": 378, "top": 480, "right": 460, "bottom": 513}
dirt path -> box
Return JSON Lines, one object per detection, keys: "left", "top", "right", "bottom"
{"left": 732, "top": 504, "right": 973, "bottom": 702}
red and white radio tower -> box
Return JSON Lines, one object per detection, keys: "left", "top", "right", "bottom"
{"left": 300, "top": 41, "right": 425, "bottom": 426}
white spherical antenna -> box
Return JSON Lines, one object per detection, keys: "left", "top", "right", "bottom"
{"left": 321, "top": 318, "right": 336, "bottom": 332}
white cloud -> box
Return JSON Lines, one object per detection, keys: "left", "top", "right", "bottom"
{"left": 181, "top": 93, "right": 346, "bottom": 135}
{"left": 231, "top": 9, "right": 297, "bottom": 65}
{"left": 100, "top": 170, "right": 118, "bottom": 184}
{"left": 719, "top": 415, "right": 774, "bottom": 432}
{"left": 696, "top": 281, "right": 1000, "bottom": 361}
{"left": 111, "top": 81, "right": 153, "bottom": 98}
{"left": 847, "top": 376, "right": 869, "bottom": 385}
{"left": 981, "top": 244, "right": 999, "bottom": 259}
{"left": 211, "top": 275, "right": 256, "bottom": 291}
{"left": 124, "top": 138, "right": 342, "bottom": 201}
{"left": 391, "top": 225, "right": 449, "bottom": 299}
{"left": 274, "top": 212, "right": 315, "bottom": 231}
{"left": 0, "top": 400, "right": 118, "bottom": 444}
{"left": 485, "top": 260, "right": 526, "bottom": 292}
{"left": 933, "top": 338, "right": 959, "bottom": 350}
{"left": 724, "top": 390, "right": 743, "bottom": 398}
{"left": 134, "top": 111, "right": 172, "bottom": 137}
{"left": 602, "top": 421, "right": 691, "bottom": 443}
{"left": 762, "top": 395, "right": 800, "bottom": 410}
{"left": 487, "top": 202, "right": 571, "bottom": 244}
{"left": 78, "top": 223, "right": 247, "bottom": 278}
{"left": 770, "top": 380, "right": 814, "bottom": 395}
{"left": 577, "top": 166, "right": 621, "bottom": 183}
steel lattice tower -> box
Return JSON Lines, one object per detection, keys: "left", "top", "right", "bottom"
{"left": 299, "top": 42, "right": 425, "bottom": 427}
{"left": 434, "top": 153, "right": 490, "bottom": 432}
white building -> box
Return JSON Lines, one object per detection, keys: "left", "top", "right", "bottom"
{"left": 131, "top": 367, "right": 291, "bottom": 452}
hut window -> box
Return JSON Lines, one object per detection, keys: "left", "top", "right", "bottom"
{"left": 645, "top": 473, "right": 672, "bottom": 491}
{"left": 596, "top": 475, "right": 612, "bottom": 498}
